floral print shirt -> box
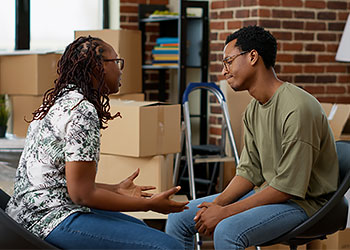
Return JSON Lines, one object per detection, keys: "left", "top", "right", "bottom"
{"left": 6, "top": 90, "right": 100, "bottom": 239}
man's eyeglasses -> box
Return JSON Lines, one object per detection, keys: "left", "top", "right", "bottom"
{"left": 222, "top": 51, "right": 249, "bottom": 71}
{"left": 104, "top": 58, "right": 124, "bottom": 70}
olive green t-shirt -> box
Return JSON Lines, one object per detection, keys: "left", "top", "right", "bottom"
{"left": 236, "top": 82, "right": 338, "bottom": 217}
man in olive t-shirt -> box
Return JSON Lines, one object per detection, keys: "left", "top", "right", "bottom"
{"left": 166, "top": 26, "right": 338, "bottom": 250}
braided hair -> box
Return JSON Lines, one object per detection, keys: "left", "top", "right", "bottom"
{"left": 29, "top": 36, "right": 119, "bottom": 129}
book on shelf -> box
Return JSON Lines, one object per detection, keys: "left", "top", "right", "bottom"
{"left": 152, "top": 50, "right": 179, "bottom": 54}
{"left": 156, "top": 37, "right": 179, "bottom": 45}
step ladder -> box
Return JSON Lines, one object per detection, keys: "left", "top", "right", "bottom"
{"left": 173, "top": 82, "right": 240, "bottom": 200}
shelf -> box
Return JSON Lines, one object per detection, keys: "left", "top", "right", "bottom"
{"left": 140, "top": 16, "right": 201, "bottom": 23}
{"left": 142, "top": 65, "right": 178, "bottom": 70}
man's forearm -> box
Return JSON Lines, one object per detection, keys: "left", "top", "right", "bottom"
{"left": 214, "top": 175, "right": 254, "bottom": 206}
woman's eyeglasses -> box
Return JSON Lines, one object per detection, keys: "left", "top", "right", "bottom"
{"left": 104, "top": 58, "right": 124, "bottom": 70}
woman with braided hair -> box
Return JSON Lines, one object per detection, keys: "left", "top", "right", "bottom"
{"left": 6, "top": 36, "right": 187, "bottom": 249}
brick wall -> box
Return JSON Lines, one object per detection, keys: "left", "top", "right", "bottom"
{"left": 120, "top": 0, "right": 170, "bottom": 100}
{"left": 208, "top": 0, "right": 350, "bottom": 145}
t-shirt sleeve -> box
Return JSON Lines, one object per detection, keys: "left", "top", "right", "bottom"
{"left": 236, "top": 114, "right": 265, "bottom": 186}
{"left": 269, "top": 111, "right": 319, "bottom": 199}
{"left": 64, "top": 101, "right": 100, "bottom": 163}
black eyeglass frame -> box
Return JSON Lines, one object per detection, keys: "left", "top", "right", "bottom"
{"left": 222, "top": 51, "right": 249, "bottom": 70}
{"left": 104, "top": 58, "right": 125, "bottom": 70}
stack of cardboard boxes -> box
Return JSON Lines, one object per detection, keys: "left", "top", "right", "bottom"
{"left": 0, "top": 52, "right": 62, "bottom": 137}
{"left": 73, "top": 30, "right": 182, "bottom": 209}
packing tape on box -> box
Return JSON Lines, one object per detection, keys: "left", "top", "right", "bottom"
{"left": 157, "top": 105, "right": 165, "bottom": 154}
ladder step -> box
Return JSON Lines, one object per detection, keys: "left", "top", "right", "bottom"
{"left": 194, "top": 156, "right": 234, "bottom": 163}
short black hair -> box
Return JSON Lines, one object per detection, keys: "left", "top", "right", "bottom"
{"left": 225, "top": 26, "right": 277, "bottom": 69}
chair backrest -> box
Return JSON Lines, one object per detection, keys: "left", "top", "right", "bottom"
{"left": 0, "top": 188, "right": 11, "bottom": 210}
{"left": 336, "top": 140, "right": 350, "bottom": 184}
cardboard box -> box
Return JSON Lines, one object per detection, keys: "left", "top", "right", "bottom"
{"left": 110, "top": 93, "right": 144, "bottom": 101}
{"left": 10, "top": 95, "right": 43, "bottom": 137}
{"left": 74, "top": 29, "right": 142, "bottom": 95}
{"left": 0, "top": 52, "right": 60, "bottom": 95}
{"left": 320, "top": 103, "right": 350, "bottom": 141}
{"left": 96, "top": 153, "right": 174, "bottom": 193}
{"left": 308, "top": 229, "right": 350, "bottom": 249}
{"left": 101, "top": 100, "right": 181, "bottom": 157}
{"left": 220, "top": 80, "right": 252, "bottom": 187}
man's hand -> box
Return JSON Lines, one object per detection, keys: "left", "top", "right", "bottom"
{"left": 116, "top": 168, "right": 156, "bottom": 198}
{"left": 194, "top": 202, "right": 226, "bottom": 236}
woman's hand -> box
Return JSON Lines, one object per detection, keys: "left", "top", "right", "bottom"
{"left": 148, "top": 186, "right": 189, "bottom": 214}
{"left": 116, "top": 168, "right": 156, "bottom": 198}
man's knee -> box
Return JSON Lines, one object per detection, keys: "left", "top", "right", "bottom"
{"left": 213, "top": 219, "right": 247, "bottom": 249}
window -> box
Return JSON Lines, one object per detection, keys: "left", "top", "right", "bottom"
{"left": 30, "top": 0, "right": 103, "bottom": 51}
{"left": 0, "top": 1, "right": 15, "bottom": 51}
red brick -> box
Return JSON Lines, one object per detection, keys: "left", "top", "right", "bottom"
{"left": 243, "top": 0, "right": 257, "bottom": 6}
{"left": 259, "top": 19, "right": 281, "bottom": 28}
{"left": 210, "top": 43, "right": 225, "bottom": 52}
{"left": 306, "top": 44, "right": 325, "bottom": 52}
{"left": 210, "top": 106, "right": 223, "bottom": 114}
{"left": 219, "top": 32, "right": 232, "bottom": 40}
{"left": 295, "top": 75, "right": 315, "bottom": 83}
{"left": 329, "top": 22, "right": 346, "bottom": 31}
{"left": 120, "top": 24, "right": 138, "bottom": 30}
{"left": 278, "top": 75, "right": 293, "bottom": 82}
{"left": 276, "top": 54, "right": 293, "bottom": 62}
{"left": 339, "top": 75, "right": 350, "bottom": 83}
{"left": 258, "top": 9, "right": 271, "bottom": 17}
{"left": 210, "top": 53, "right": 218, "bottom": 61}
{"left": 283, "top": 65, "right": 302, "bottom": 73}
{"left": 210, "top": 64, "right": 223, "bottom": 73}
{"left": 282, "top": 0, "right": 302, "bottom": 7}
{"left": 294, "top": 11, "right": 315, "bottom": 19}
{"left": 317, "top": 33, "right": 337, "bottom": 41}
{"left": 120, "top": 5, "right": 139, "bottom": 13}
{"left": 244, "top": 20, "right": 258, "bottom": 26}
{"left": 316, "top": 75, "right": 336, "bottom": 83}
{"left": 211, "top": 21, "right": 225, "bottom": 30}
{"left": 317, "top": 96, "right": 337, "bottom": 103}
{"left": 258, "top": 0, "right": 280, "bottom": 6}
{"left": 327, "top": 44, "right": 338, "bottom": 53}
{"left": 305, "top": 0, "right": 326, "bottom": 9}
{"left": 303, "top": 85, "right": 325, "bottom": 94}
{"left": 327, "top": 1, "right": 348, "bottom": 9}
{"left": 149, "top": 0, "right": 168, "bottom": 4}
{"left": 210, "top": 127, "right": 222, "bottom": 136}
{"left": 327, "top": 86, "right": 346, "bottom": 94}
{"left": 339, "top": 12, "right": 349, "bottom": 21}
{"left": 318, "top": 12, "right": 336, "bottom": 20}
{"left": 283, "top": 43, "right": 303, "bottom": 51}
{"left": 210, "top": 32, "right": 218, "bottom": 41}
{"left": 305, "top": 22, "right": 326, "bottom": 31}
{"left": 228, "top": 0, "right": 242, "bottom": 7}
{"left": 273, "top": 10, "right": 292, "bottom": 18}
{"left": 211, "top": 1, "right": 226, "bottom": 9}
{"left": 336, "top": 96, "right": 350, "bottom": 104}
{"left": 236, "top": 10, "right": 250, "bottom": 18}
{"left": 294, "top": 32, "right": 314, "bottom": 40}
{"left": 294, "top": 54, "right": 316, "bottom": 63}
{"left": 228, "top": 21, "right": 242, "bottom": 29}
{"left": 210, "top": 12, "right": 219, "bottom": 19}
{"left": 318, "top": 55, "right": 336, "bottom": 63}
{"left": 220, "top": 11, "right": 234, "bottom": 19}
{"left": 273, "top": 31, "right": 293, "bottom": 40}
{"left": 283, "top": 21, "right": 304, "bottom": 29}
{"left": 326, "top": 65, "right": 348, "bottom": 73}
{"left": 304, "top": 65, "right": 325, "bottom": 73}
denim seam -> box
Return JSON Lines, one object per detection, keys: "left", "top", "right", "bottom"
{"left": 57, "top": 226, "right": 164, "bottom": 250}
{"left": 235, "top": 208, "right": 305, "bottom": 247}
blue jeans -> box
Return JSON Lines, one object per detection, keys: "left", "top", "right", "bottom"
{"left": 45, "top": 209, "right": 182, "bottom": 249}
{"left": 165, "top": 191, "right": 308, "bottom": 250}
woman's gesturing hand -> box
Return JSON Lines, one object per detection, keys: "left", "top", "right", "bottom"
{"left": 148, "top": 186, "right": 189, "bottom": 214}
{"left": 116, "top": 168, "right": 156, "bottom": 198}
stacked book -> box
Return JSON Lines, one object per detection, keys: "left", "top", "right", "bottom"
{"left": 152, "top": 37, "right": 179, "bottom": 66}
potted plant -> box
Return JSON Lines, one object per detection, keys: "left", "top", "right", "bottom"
{"left": 0, "top": 95, "right": 10, "bottom": 138}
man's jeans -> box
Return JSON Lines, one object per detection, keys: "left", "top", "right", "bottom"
{"left": 166, "top": 191, "right": 308, "bottom": 250}
{"left": 45, "top": 209, "right": 182, "bottom": 249}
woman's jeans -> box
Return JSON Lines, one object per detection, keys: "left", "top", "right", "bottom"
{"left": 165, "top": 191, "right": 308, "bottom": 250}
{"left": 45, "top": 209, "right": 182, "bottom": 249}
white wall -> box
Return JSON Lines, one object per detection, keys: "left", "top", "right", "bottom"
{"left": 0, "top": 1, "right": 15, "bottom": 51}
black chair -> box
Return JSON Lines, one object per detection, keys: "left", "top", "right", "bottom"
{"left": 258, "top": 140, "right": 350, "bottom": 250}
{"left": 0, "top": 188, "right": 58, "bottom": 249}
